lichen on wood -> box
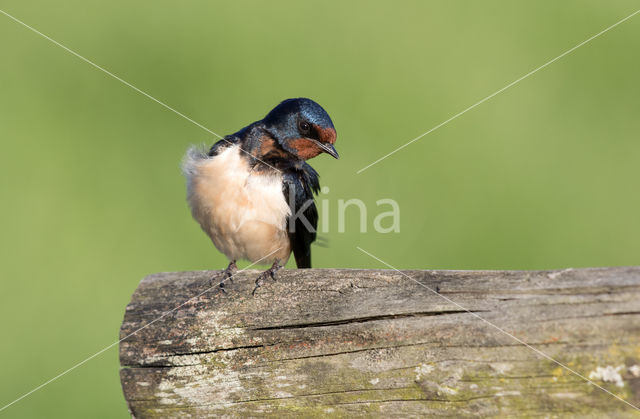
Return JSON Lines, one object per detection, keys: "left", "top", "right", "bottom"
{"left": 119, "top": 268, "right": 640, "bottom": 417}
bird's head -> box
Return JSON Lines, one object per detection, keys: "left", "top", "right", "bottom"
{"left": 263, "top": 98, "right": 338, "bottom": 160}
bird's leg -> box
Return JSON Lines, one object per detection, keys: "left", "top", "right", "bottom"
{"left": 215, "top": 260, "right": 237, "bottom": 293}
{"left": 252, "top": 260, "right": 283, "bottom": 295}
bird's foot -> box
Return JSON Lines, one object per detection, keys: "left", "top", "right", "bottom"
{"left": 214, "top": 261, "right": 237, "bottom": 293}
{"left": 252, "top": 260, "right": 283, "bottom": 296}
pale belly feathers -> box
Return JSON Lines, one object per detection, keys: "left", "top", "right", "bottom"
{"left": 182, "top": 145, "right": 291, "bottom": 264}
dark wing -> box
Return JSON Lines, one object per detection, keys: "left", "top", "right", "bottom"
{"left": 282, "top": 163, "right": 320, "bottom": 268}
{"left": 208, "top": 132, "right": 244, "bottom": 156}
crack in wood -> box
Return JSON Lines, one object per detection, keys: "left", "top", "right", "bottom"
{"left": 252, "top": 310, "right": 483, "bottom": 330}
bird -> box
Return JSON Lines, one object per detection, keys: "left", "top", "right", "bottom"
{"left": 182, "top": 98, "right": 338, "bottom": 294}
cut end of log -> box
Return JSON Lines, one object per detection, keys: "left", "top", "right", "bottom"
{"left": 119, "top": 268, "right": 640, "bottom": 416}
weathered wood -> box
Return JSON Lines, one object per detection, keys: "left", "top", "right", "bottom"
{"left": 120, "top": 268, "right": 640, "bottom": 417}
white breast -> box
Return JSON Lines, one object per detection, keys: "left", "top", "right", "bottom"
{"left": 182, "top": 145, "right": 291, "bottom": 264}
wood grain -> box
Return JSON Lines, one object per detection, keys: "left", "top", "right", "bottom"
{"left": 119, "top": 267, "right": 640, "bottom": 417}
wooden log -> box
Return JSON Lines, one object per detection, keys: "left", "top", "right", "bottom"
{"left": 119, "top": 268, "right": 640, "bottom": 417}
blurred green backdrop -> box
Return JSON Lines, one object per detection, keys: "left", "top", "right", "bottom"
{"left": 1, "top": 1, "right": 639, "bottom": 417}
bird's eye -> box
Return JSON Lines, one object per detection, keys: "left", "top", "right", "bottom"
{"left": 299, "top": 121, "right": 311, "bottom": 134}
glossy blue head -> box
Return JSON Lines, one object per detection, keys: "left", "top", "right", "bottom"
{"left": 263, "top": 98, "right": 338, "bottom": 160}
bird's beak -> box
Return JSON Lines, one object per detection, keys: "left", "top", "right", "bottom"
{"left": 313, "top": 140, "right": 340, "bottom": 159}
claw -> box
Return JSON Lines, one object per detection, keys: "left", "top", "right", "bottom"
{"left": 212, "top": 260, "right": 237, "bottom": 293}
{"left": 219, "top": 281, "right": 228, "bottom": 294}
{"left": 252, "top": 260, "right": 283, "bottom": 295}
{"left": 251, "top": 280, "right": 261, "bottom": 296}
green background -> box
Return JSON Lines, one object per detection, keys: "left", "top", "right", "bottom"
{"left": 1, "top": 1, "right": 639, "bottom": 417}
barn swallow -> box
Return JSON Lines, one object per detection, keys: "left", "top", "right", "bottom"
{"left": 182, "top": 98, "right": 338, "bottom": 294}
